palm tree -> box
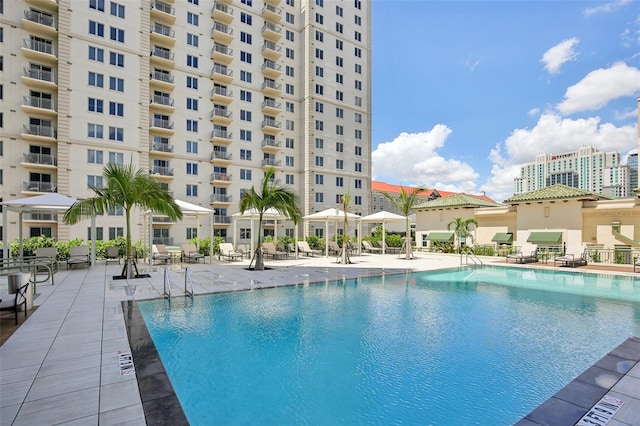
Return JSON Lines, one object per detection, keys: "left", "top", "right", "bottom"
{"left": 383, "top": 186, "right": 425, "bottom": 259}
{"left": 239, "top": 167, "right": 300, "bottom": 270}
{"left": 447, "top": 217, "right": 478, "bottom": 253}
{"left": 63, "top": 163, "right": 182, "bottom": 278}
{"left": 339, "top": 193, "right": 352, "bottom": 265}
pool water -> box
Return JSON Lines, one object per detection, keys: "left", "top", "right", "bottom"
{"left": 138, "top": 267, "right": 640, "bottom": 425}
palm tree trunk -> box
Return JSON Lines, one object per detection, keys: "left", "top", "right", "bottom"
{"left": 253, "top": 213, "right": 265, "bottom": 270}
{"left": 125, "top": 207, "right": 134, "bottom": 278}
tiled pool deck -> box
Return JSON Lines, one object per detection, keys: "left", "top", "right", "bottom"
{"left": 1, "top": 253, "right": 639, "bottom": 425}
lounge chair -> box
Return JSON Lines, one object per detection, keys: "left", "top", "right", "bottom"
{"left": 297, "top": 241, "right": 321, "bottom": 256}
{"left": 152, "top": 244, "right": 171, "bottom": 264}
{"left": 362, "top": 240, "right": 382, "bottom": 254}
{"left": 262, "top": 242, "right": 287, "bottom": 259}
{"left": 181, "top": 243, "right": 205, "bottom": 263}
{"left": 554, "top": 246, "right": 588, "bottom": 267}
{"left": 106, "top": 246, "right": 121, "bottom": 264}
{"left": 635, "top": 256, "right": 640, "bottom": 273}
{"left": 506, "top": 244, "right": 538, "bottom": 264}
{"left": 378, "top": 240, "right": 401, "bottom": 254}
{"left": 35, "top": 247, "right": 58, "bottom": 272}
{"left": 219, "top": 243, "right": 243, "bottom": 262}
{"left": 328, "top": 241, "right": 341, "bottom": 255}
{"left": 67, "top": 245, "right": 91, "bottom": 269}
{"left": 0, "top": 281, "right": 30, "bottom": 324}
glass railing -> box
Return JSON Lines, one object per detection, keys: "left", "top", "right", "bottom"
{"left": 152, "top": 1, "right": 174, "bottom": 15}
{"left": 24, "top": 38, "right": 55, "bottom": 56}
{"left": 150, "top": 166, "right": 174, "bottom": 176}
{"left": 262, "top": 22, "right": 282, "bottom": 34}
{"left": 151, "top": 118, "right": 174, "bottom": 129}
{"left": 24, "top": 10, "right": 56, "bottom": 28}
{"left": 23, "top": 95, "right": 55, "bottom": 110}
{"left": 23, "top": 124, "right": 56, "bottom": 137}
{"left": 211, "top": 86, "right": 232, "bottom": 98}
{"left": 211, "top": 108, "right": 231, "bottom": 119}
{"left": 214, "top": 22, "right": 232, "bottom": 35}
{"left": 151, "top": 70, "right": 174, "bottom": 83}
{"left": 151, "top": 142, "right": 174, "bottom": 153}
{"left": 211, "top": 129, "right": 232, "bottom": 139}
{"left": 151, "top": 47, "right": 174, "bottom": 60}
{"left": 210, "top": 194, "right": 232, "bottom": 203}
{"left": 211, "top": 172, "right": 232, "bottom": 182}
{"left": 262, "top": 119, "right": 281, "bottom": 128}
{"left": 262, "top": 138, "right": 281, "bottom": 148}
{"left": 24, "top": 67, "right": 56, "bottom": 83}
{"left": 262, "top": 99, "right": 281, "bottom": 109}
{"left": 22, "top": 152, "right": 57, "bottom": 165}
{"left": 213, "top": 2, "right": 233, "bottom": 15}
{"left": 152, "top": 23, "right": 175, "bottom": 37}
{"left": 23, "top": 181, "right": 56, "bottom": 192}
{"left": 151, "top": 94, "right": 174, "bottom": 106}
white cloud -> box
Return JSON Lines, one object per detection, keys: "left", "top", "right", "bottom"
{"left": 556, "top": 62, "right": 640, "bottom": 114}
{"left": 541, "top": 38, "right": 580, "bottom": 74}
{"left": 527, "top": 108, "right": 541, "bottom": 116}
{"left": 481, "top": 113, "right": 638, "bottom": 201}
{"left": 583, "top": 0, "right": 632, "bottom": 17}
{"left": 371, "top": 127, "right": 479, "bottom": 191}
{"left": 614, "top": 107, "right": 638, "bottom": 120}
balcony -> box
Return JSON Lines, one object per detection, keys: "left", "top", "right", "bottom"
{"left": 22, "top": 38, "right": 57, "bottom": 63}
{"left": 150, "top": 70, "right": 175, "bottom": 91}
{"left": 150, "top": 47, "right": 175, "bottom": 68}
{"left": 210, "top": 86, "right": 233, "bottom": 104}
{"left": 23, "top": 181, "right": 57, "bottom": 193}
{"left": 210, "top": 107, "right": 232, "bottom": 125}
{"left": 21, "top": 124, "right": 56, "bottom": 141}
{"left": 261, "top": 98, "right": 282, "bottom": 114}
{"left": 21, "top": 152, "right": 57, "bottom": 169}
{"left": 262, "top": 4, "right": 282, "bottom": 23}
{"left": 152, "top": 216, "right": 177, "bottom": 225}
{"left": 212, "top": 215, "right": 232, "bottom": 225}
{"left": 152, "top": 237, "right": 174, "bottom": 245}
{"left": 21, "top": 67, "right": 56, "bottom": 90}
{"left": 151, "top": 23, "right": 176, "bottom": 47}
{"left": 210, "top": 151, "right": 232, "bottom": 163}
{"left": 210, "top": 194, "right": 232, "bottom": 205}
{"left": 24, "top": 213, "right": 58, "bottom": 222}
{"left": 261, "top": 158, "right": 281, "bottom": 169}
{"left": 210, "top": 172, "right": 232, "bottom": 184}
{"left": 261, "top": 138, "right": 282, "bottom": 152}
{"left": 22, "top": 95, "right": 57, "bottom": 116}
{"left": 211, "top": 44, "right": 233, "bottom": 64}
{"left": 22, "top": 10, "right": 57, "bottom": 36}
{"left": 26, "top": 0, "right": 58, "bottom": 11}
{"left": 261, "top": 79, "right": 282, "bottom": 96}
{"left": 151, "top": 1, "right": 176, "bottom": 25}
{"left": 150, "top": 94, "right": 175, "bottom": 112}
{"left": 264, "top": 0, "right": 282, "bottom": 5}
{"left": 261, "top": 60, "right": 282, "bottom": 79}
{"left": 150, "top": 166, "right": 174, "bottom": 179}
{"left": 211, "top": 2, "right": 234, "bottom": 24}
{"left": 211, "top": 64, "right": 233, "bottom": 84}
{"left": 149, "top": 118, "right": 175, "bottom": 135}
{"left": 261, "top": 22, "right": 282, "bottom": 43}
{"left": 212, "top": 22, "right": 233, "bottom": 44}
{"left": 261, "top": 118, "right": 282, "bottom": 134}
{"left": 210, "top": 129, "right": 233, "bottom": 145}
{"left": 150, "top": 142, "right": 174, "bottom": 156}
{"left": 262, "top": 41, "right": 282, "bottom": 61}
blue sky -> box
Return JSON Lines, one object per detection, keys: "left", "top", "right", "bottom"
{"left": 370, "top": 0, "right": 640, "bottom": 202}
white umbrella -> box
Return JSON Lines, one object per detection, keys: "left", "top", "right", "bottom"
{"left": 358, "top": 211, "right": 406, "bottom": 255}
{"left": 303, "top": 208, "right": 360, "bottom": 257}
{"left": 232, "top": 208, "right": 289, "bottom": 257}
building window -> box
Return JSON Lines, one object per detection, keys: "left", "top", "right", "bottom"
{"left": 109, "top": 76, "right": 124, "bottom": 92}
{"left": 88, "top": 149, "right": 104, "bottom": 164}
{"left": 240, "top": 130, "right": 252, "bottom": 141}
{"left": 315, "top": 48, "right": 324, "bottom": 60}
{"left": 187, "top": 33, "right": 199, "bottom": 47}
{"left": 286, "top": 120, "right": 294, "bottom": 130}
{"left": 186, "top": 163, "right": 198, "bottom": 175}
{"left": 286, "top": 12, "right": 294, "bottom": 23}
{"left": 315, "top": 66, "right": 324, "bottom": 77}
{"left": 240, "top": 169, "right": 252, "bottom": 180}
{"left": 90, "top": 0, "right": 105, "bottom": 11}
{"left": 240, "top": 32, "right": 252, "bottom": 44}
{"left": 89, "top": 46, "right": 104, "bottom": 62}
{"left": 186, "top": 184, "right": 198, "bottom": 197}
{"left": 315, "top": 138, "right": 324, "bottom": 149}
{"left": 355, "top": 179, "right": 362, "bottom": 189}
{"left": 88, "top": 175, "right": 104, "bottom": 188}
{"left": 286, "top": 102, "right": 294, "bottom": 112}
{"left": 186, "top": 119, "right": 198, "bottom": 132}
{"left": 108, "top": 152, "right": 124, "bottom": 165}
{"left": 285, "top": 84, "right": 294, "bottom": 95}
{"left": 285, "top": 174, "right": 294, "bottom": 185}
{"left": 336, "top": 5, "right": 343, "bottom": 16}
{"left": 240, "top": 110, "right": 252, "bottom": 121}
{"left": 87, "top": 227, "right": 104, "bottom": 241}
{"left": 240, "top": 228, "right": 251, "bottom": 239}
{"left": 336, "top": 91, "right": 343, "bottom": 101}
{"left": 355, "top": 113, "right": 362, "bottom": 123}
{"left": 240, "top": 70, "right": 252, "bottom": 82}
{"left": 187, "top": 98, "right": 198, "bottom": 111}
{"left": 240, "top": 51, "right": 252, "bottom": 63}
{"left": 285, "top": 138, "right": 294, "bottom": 149}
{"left": 355, "top": 146, "right": 362, "bottom": 156}
{"left": 240, "top": 90, "right": 252, "bottom": 102}
{"left": 88, "top": 123, "right": 104, "bottom": 138}
{"left": 89, "top": 21, "right": 104, "bottom": 37}
{"left": 109, "top": 227, "right": 124, "bottom": 239}
{"left": 109, "top": 126, "right": 124, "bottom": 141}
{"left": 315, "top": 156, "right": 324, "bottom": 167}
{"left": 355, "top": 196, "right": 362, "bottom": 205}
{"left": 88, "top": 72, "right": 104, "bottom": 87}
{"left": 187, "top": 76, "right": 198, "bottom": 89}
{"left": 315, "top": 13, "right": 323, "bottom": 24}
{"left": 187, "top": 55, "right": 198, "bottom": 68}
{"left": 355, "top": 47, "right": 362, "bottom": 57}
{"left": 355, "top": 80, "right": 362, "bottom": 90}
{"left": 355, "top": 31, "right": 362, "bottom": 42}
{"left": 315, "top": 174, "right": 324, "bottom": 185}
{"left": 187, "top": 12, "right": 199, "bottom": 26}
{"left": 110, "top": 2, "right": 125, "bottom": 18}
{"left": 315, "top": 193, "right": 324, "bottom": 203}
{"left": 315, "top": 31, "right": 324, "bottom": 42}
{"left": 336, "top": 177, "right": 343, "bottom": 187}
{"left": 286, "top": 30, "right": 294, "bottom": 41}
{"left": 336, "top": 142, "right": 343, "bottom": 152}
{"left": 355, "top": 129, "right": 362, "bottom": 139}
{"left": 355, "top": 162, "right": 362, "bottom": 172}
{"left": 88, "top": 98, "right": 104, "bottom": 113}
{"left": 315, "top": 120, "right": 324, "bottom": 131}
{"left": 186, "top": 140, "right": 198, "bottom": 153}
{"left": 240, "top": 149, "right": 252, "bottom": 160}
{"left": 336, "top": 23, "right": 343, "bottom": 34}
{"left": 285, "top": 66, "right": 294, "bottom": 77}
{"left": 109, "top": 101, "right": 124, "bottom": 116}
{"left": 336, "top": 125, "right": 344, "bottom": 135}
{"left": 109, "top": 51, "right": 124, "bottom": 67}
{"left": 240, "top": 12, "right": 252, "bottom": 25}
{"left": 286, "top": 156, "right": 294, "bottom": 167}
{"left": 336, "top": 107, "right": 343, "bottom": 118}
{"left": 186, "top": 227, "right": 197, "bottom": 239}
{"left": 109, "top": 26, "right": 124, "bottom": 43}
{"left": 336, "top": 56, "right": 343, "bottom": 67}
{"left": 315, "top": 84, "right": 324, "bottom": 95}
{"left": 336, "top": 159, "right": 344, "bottom": 169}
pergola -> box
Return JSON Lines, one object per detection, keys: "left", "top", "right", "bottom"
{"left": 232, "top": 208, "right": 292, "bottom": 258}
{"left": 303, "top": 208, "right": 360, "bottom": 257}
{"left": 358, "top": 211, "right": 406, "bottom": 255}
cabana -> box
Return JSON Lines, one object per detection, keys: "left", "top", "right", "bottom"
{"left": 232, "top": 208, "right": 291, "bottom": 258}
{"left": 303, "top": 208, "right": 360, "bottom": 257}
{"left": 358, "top": 211, "right": 406, "bottom": 256}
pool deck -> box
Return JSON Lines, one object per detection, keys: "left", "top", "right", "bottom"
{"left": 1, "top": 252, "right": 639, "bottom": 425}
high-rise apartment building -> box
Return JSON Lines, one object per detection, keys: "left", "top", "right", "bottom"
{"left": 513, "top": 146, "right": 629, "bottom": 197}
{"left": 0, "top": 0, "right": 371, "bottom": 246}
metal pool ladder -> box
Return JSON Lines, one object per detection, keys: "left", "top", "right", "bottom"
{"left": 163, "top": 267, "right": 194, "bottom": 300}
{"left": 464, "top": 252, "right": 484, "bottom": 267}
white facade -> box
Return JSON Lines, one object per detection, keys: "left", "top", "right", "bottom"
{"left": 0, "top": 0, "right": 372, "bottom": 245}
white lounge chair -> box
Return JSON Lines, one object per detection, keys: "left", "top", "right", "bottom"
{"left": 262, "top": 242, "right": 287, "bottom": 259}
{"left": 152, "top": 244, "right": 171, "bottom": 264}
{"left": 181, "top": 243, "right": 205, "bottom": 263}
{"left": 219, "top": 243, "right": 243, "bottom": 262}
{"left": 362, "top": 240, "right": 382, "bottom": 254}
{"left": 554, "top": 246, "right": 588, "bottom": 267}
{"left": 297, "top": 241, "right": 321, "bottom": 256}
{"left": 506, "top": 244, "right": 538, "bottom": 264}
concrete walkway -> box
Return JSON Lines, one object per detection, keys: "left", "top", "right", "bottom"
{"left": 0, "top": 252, "right": 638, "bottom": 424}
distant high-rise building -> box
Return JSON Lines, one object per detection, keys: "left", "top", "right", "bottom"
{"left": 514, "top": 146, "right": 630, "bottom": 197}
{"left": 0, "top": 0, "right": 372, "bottom": 245}
{"left": 627, "top": 153, "right": 638, "bottom": 193}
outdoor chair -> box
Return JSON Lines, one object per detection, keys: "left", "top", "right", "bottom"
{"left": 35, "top": 247, "right": 58, "bottom": 272}
{"left": 378, "top": 240, "right": 401, "bottom": 254}
{"left": 0, "top": 281, "right": 30, "bottom": 324}
{"left": 152, "top": 244, "right": 171, "bottom": 264}
{"left": 362, "top": 240, "right": 382, "bottom": 254}
{"left": 262, "top": 242, "right": 287, "bottom": 259}
{"left": 554, "top": 246, "right": 588, "bottom": 268}
{"left": 506, "top": 244, "right": 538, "bottom": 264}
{"left": 181, "top": 243, "right": 205, "bottom": 263}
{"left": 67, "top": 246, "right": 91, "bottom": 270}
{"left": 634, "top": 256, "right": 640, "bottom": 273}
{"left": 328, "top": 241, "right": 341, "bottom": 255}
{"left": 105, "top": 246, "right": 121, "bottom": 264}
{"left": 219, "top": 243, "right": 243, "bottom": 262}
{"left": 297, "top": 241, "right": 321, "bottom": 257}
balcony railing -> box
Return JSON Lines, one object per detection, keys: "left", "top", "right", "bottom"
{"left": 211, "top": 129, "right": 232, "bottom": 139}
{"left": 211, "top": 108, "right": 232, "bottom": 120}
{"left": 212, "top": 44, "right": 233, "bottom": 56}
{"left": 210, "top": 194, "right": 232, "bottom": 203}
{"left": 262, "top": 41, "right": 281, "bottom": 53}
{"left": 262, "top": 22, "right": 282, "bottom": 34}
{"left": 151, "top": 70, "right": 174, "bottom": 84}
{"left": 262, "top": 80, "right": 282, "bottom": 91}
{"left": 262, "top": 61, "right": 282, "bottom": 73}
{"left": 211, "top": 151, "right": 232, "bottom": 161}
{"left": 213, "top": 22, "right": 232, "bottom": 36}
{"left": 150, "top": 94, "right": 174, "bottom": 106}
{"left": 25, "top": 213, "right": 58, "bottom": 221}
{"left": 24, "top": 10, "right": 56, "bottom": 28}
{"left": 23, "top": 124, "right": 56, "bottom": 138}
{"left": 23, "top": 95, "right": 55, "bottom": 110}
{"left": 152, "top": 23, "right": 175, "bottom": 37}
{"left": 213, "top": 2, "right": 233, "bottom": 15}
{"left": 151, "top": 118, "right": 174, "bottom": 129}
{"left": 213, "top": 215, "right": 232, "bottom": 224}
{"left": 150, "top": 166, "right": 174, "bottom": 176}
{"left": 262, "top": 138, "right": 281, "bottom": 149}
{"left": 262, "top": 118, "right": 281, "bottom": 129}
{"left": 211, "top": 86, "right": 232, "bottom": 98}
{"left": 150, "top": 142, "right": 174, "bottom": 153}
{"left": 261, "top": 158, "right": 281, "bottom": 167}
{"left": 153, "top": 237, "right": 174, "bottom": 245}
{"left": 262, "top": 4, "right": 281, "bottom": 15}
{"left": 262, "top": 99, "right": 281, "bottom": 110}
{"left": 23, "top": 38, "right": 55, "bottom": 56}
{"left": 23, "top": 181, "right": 56, "bottom": 192}
{"left": 151, "top": 47, "right": 174, "bottom": 60}
{"left": 152, "top": 217, "right": 175, "bottom": 223}
{"left": 210, "top": 172, "right": 232, "bottom": 182}
{"left": 23, "top": 67, "right": 56, "bottom": 83}
{"left": 151, "top": 1, "right": 174, "bottom": 15}
{"left": 22, "top": 152, "right": 57, "bottom": 166}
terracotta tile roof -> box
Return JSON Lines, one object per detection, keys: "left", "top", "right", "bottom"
{"left": 503, "top": 184, "right": 606, "bottom": 204}
{"left": 371, "top": 181, "right": 435, "bottom": 198}
{"left": 414, "top": 193, "right": 503, "bottom": 209}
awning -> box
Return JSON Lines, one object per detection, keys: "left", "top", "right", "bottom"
{"left": 526, "top": 231, "right": 563, "bottom": 244}
{"left": 426, "top": 232, "right": 455, "bottom": 242}
{"left": 491, "top": 232, "right": 513, "bottom": 244}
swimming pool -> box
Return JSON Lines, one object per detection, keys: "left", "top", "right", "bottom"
{"left": 137, "top": 266, "right": 640, "bottom": 425}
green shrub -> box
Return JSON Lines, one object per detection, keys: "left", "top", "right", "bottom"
{"left": 305, "top": 235, "right": 324, "bottom": 250}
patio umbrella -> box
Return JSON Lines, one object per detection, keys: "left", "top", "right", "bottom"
{"left": 232, "top": 208, "right": 289, "bottom": 257}
{"left": 358, "top": 211, "right": 406, "bottom": 255}
{"left": 303, "top": 208, "right": 360, "bottom": 257}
